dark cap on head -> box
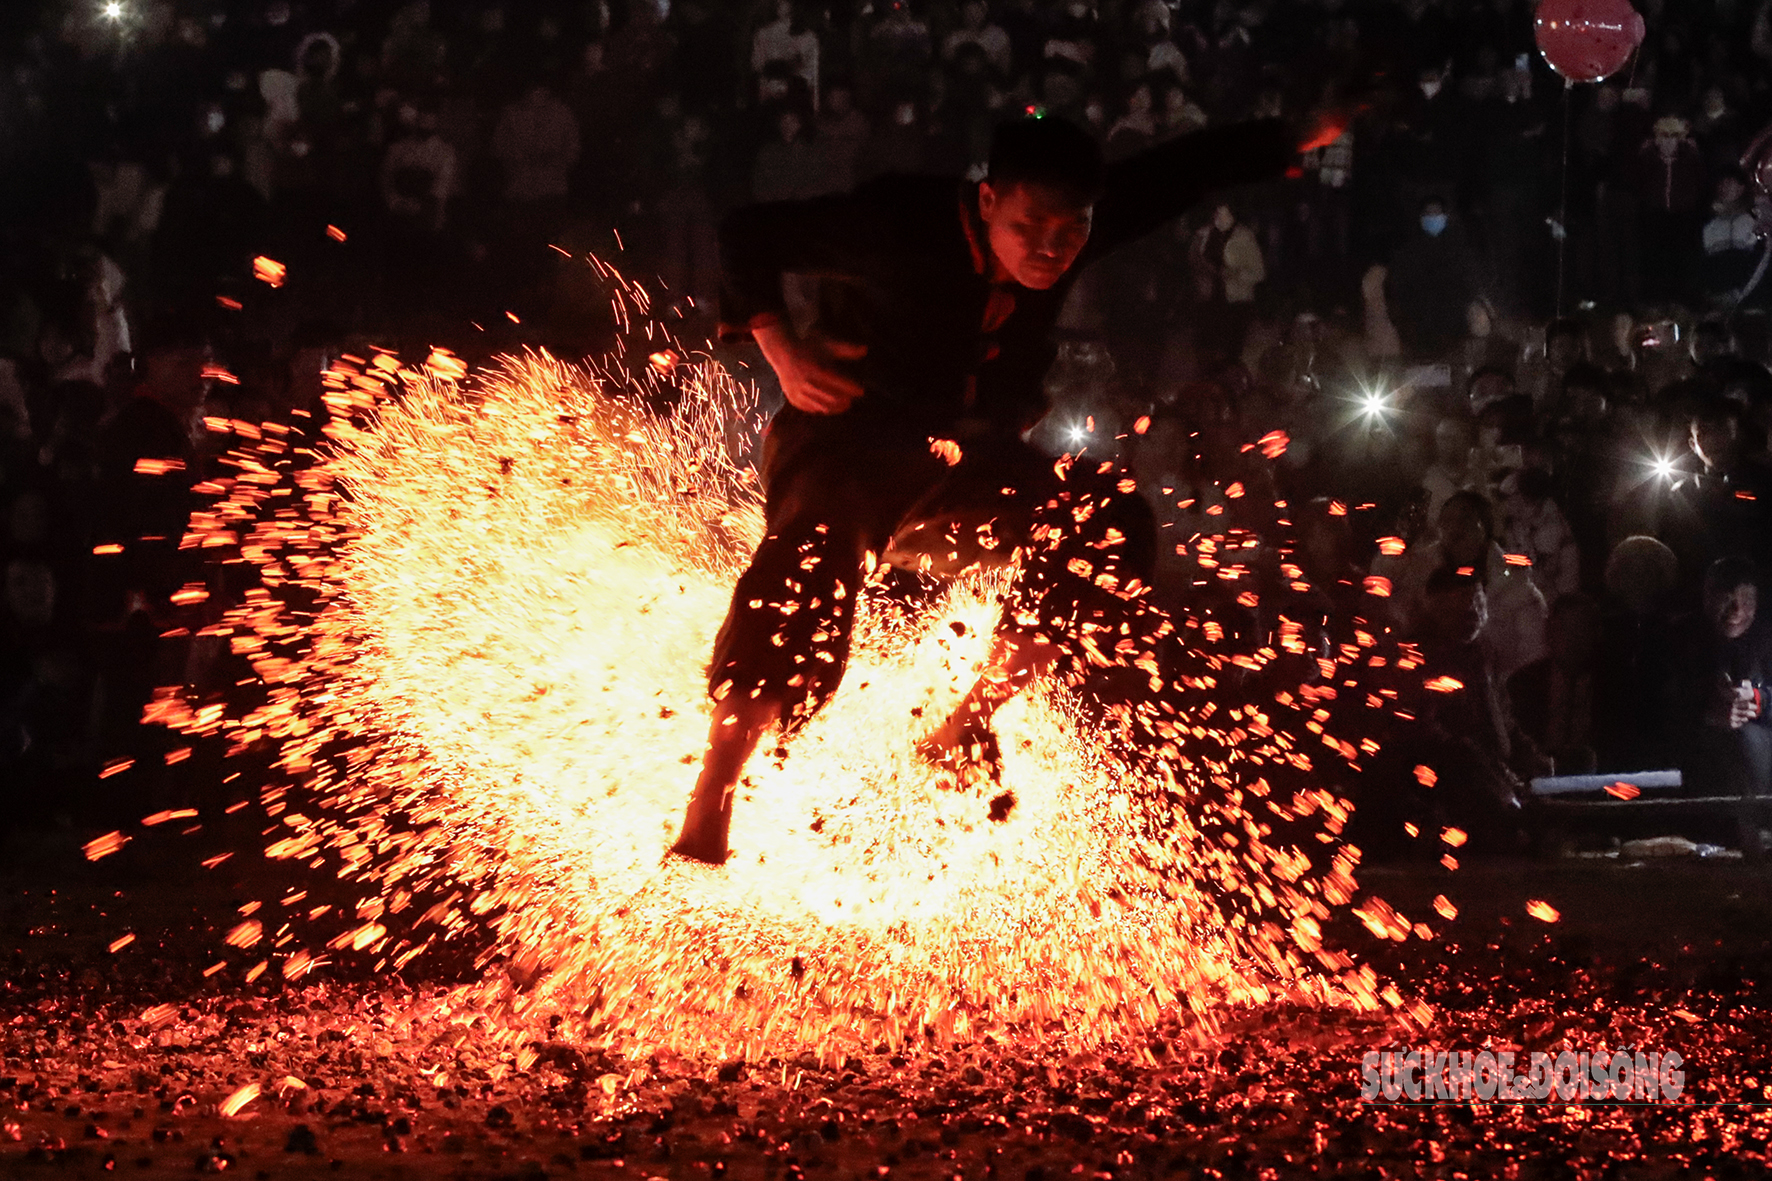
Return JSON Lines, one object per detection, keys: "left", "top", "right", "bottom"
{"left": 987, "top": 114, "right": 1104, "bottom": 205}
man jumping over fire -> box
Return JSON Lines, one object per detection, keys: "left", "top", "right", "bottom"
{"left": 671, "top": 111, "right": 1339, "bottom": 865}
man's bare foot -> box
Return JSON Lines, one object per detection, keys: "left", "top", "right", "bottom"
{"left": 671, "top": 694, "right": 777, "bottom": 865}
{"left": 668, "top": 834, "right": 730, "bottom": 865}
{"left": 670, "top": 774, "right": 736, "bottom": 864}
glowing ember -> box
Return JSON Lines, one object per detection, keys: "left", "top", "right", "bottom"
{"left": 219, "top": 1083, "right": 261, "bottom": 1118}
{"left": 83, "top": 831, "right": 129, "bottom": 860}
{"left": 252, "top": 256, "right": 287, "bottom": 287}
{"left": 1526, "top": 900, "right": 1562, "bottom": 924}
{"left": 144, "top": 284, "right": 1443, "bottom": 1062}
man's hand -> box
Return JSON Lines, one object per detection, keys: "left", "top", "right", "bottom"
{"left": 1709, "top": 676, "right": 1760, "bottom": 730}
{"left": 1730, "top": 681, "right": 1761, "bottom": 730}
{"left": 754, "top": 321, "right": 867, "bottom": 416}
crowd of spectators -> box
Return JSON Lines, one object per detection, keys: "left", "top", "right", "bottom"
{"left": 3, "top": 0, "right": 1772, "bottom": 849}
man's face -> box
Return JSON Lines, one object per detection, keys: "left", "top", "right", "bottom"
{"left": 1547, "top": 331, "right": 1582, "bottom": 371}
{"left": 1427, "top": 583, "right": 1487, "bottom": 645}
{"left": 1437, "top": 501, "right": 1488, "bottom": 566}
{"left": 1433, "top": 419, "right": 1472, "bottom": 464}
{"left": 978, "top": 180, "right": 1093, "bottom": 290}
{"left": 148, "top": 346, "right": 209, "bottom": 415}
{"left": 1710, "top": 583, "right": 1758, "bottom": 639}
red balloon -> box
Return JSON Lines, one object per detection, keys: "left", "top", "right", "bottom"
{"left": 1534, "top": 0, "right": 1646, "bottom": 84}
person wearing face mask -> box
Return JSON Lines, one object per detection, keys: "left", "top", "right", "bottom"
{"left": 668, "top": 109, "right": 1342, "bottom": 863}
{"left": 1384, "top": 197, "right": 1485, "bottom": 363}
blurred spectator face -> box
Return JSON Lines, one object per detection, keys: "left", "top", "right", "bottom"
{"left": 1652, "top": 117, "right": 1689, "bottom": 160}
{"left": 1468, "top": 370, "right": 1512, "bottom": 415}
{"left": 480, "top": 7, "right": 506, "bottom": 35}
{"left": 37, "top": 322, "right": 77, "bottom": 370}
{"left": 1211, "top": 204, "right": 1235, "bottom": 232}
{"left": 1299, "top": 510, "right": 1352, "bottom": 574}
{"left": 1134, "top": 0, "right": 1168, "bottom": 39}
{"left": 1418, "top": 69, "right": 1443, "bottom": 99}
{"left": 1426, "top": 579, "right": 1487, "bottom": 645}
{"left": 1561, "top": 380, "right": 1607, "bottom": 426}
{"left": 1466, "top": 301, "right": 1493, "bottom": 338}
{"left": 826, "top": 85, "right": 854, "bottom": 116}
{"left": 1690, "top": 410, "right": 1740, "bottom": 470}
{"left": 301, "top": 41, "right": 335, "bottom": 79}
{"left": 977, "top": 180, "right": 1094, "bottom": 290}
{"left": 1708, "top": 579, "right": 1758, "bottom": 640}
{"left": 954, "top": 43, "right": 990, "bottom": 77}
{"left": 1691, "top": 320, "right": 1735, "bottom": 366}
{"left": 776, "top": 110, "right": 803, "bottom": 143}
{"left": 1546, "top": 324, "right": 1584, "bottom": 371}
{"left": 1715, "top": 176, "right": 1748, "bottom": 213}
{"left": 961, "top": 0, "right": 989, "bottom": 29}
{"left": 5, "top": 560, "right": 55, "bottom": 630}
{"left": 1701, "top": 87, "right": 1728, "bottom": 123}
{"left": 1042, "top": 71, "right": 1082, "bottom": 109}
{"left": 1127, "top": 84, "right": 1153, "bottom": 117}
{"left": 9, "top": 490, "right": 48, "bottom": 547}
{"left": 144, "top": 345, "right": 208, "bottom": 416}
{"left": 1433, "top": 418, "right": 1474, "bottom": 466}
{"left": 1291, "top": 311, "right": 1323, "bottom": 347}
{"left": 892, "top": 100, "right": 918, "bottom": 127}
{"left": 1437, "top": 496, "right": 1490, "bottom": 567}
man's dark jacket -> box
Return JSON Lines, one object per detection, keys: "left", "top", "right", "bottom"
{"left": 717, "top": 120, "right": 1295, "bottom": 439}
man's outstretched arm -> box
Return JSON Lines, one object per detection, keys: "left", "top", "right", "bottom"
{"left": 1089, "top": 117, "right": 1326, "bottom": 254}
